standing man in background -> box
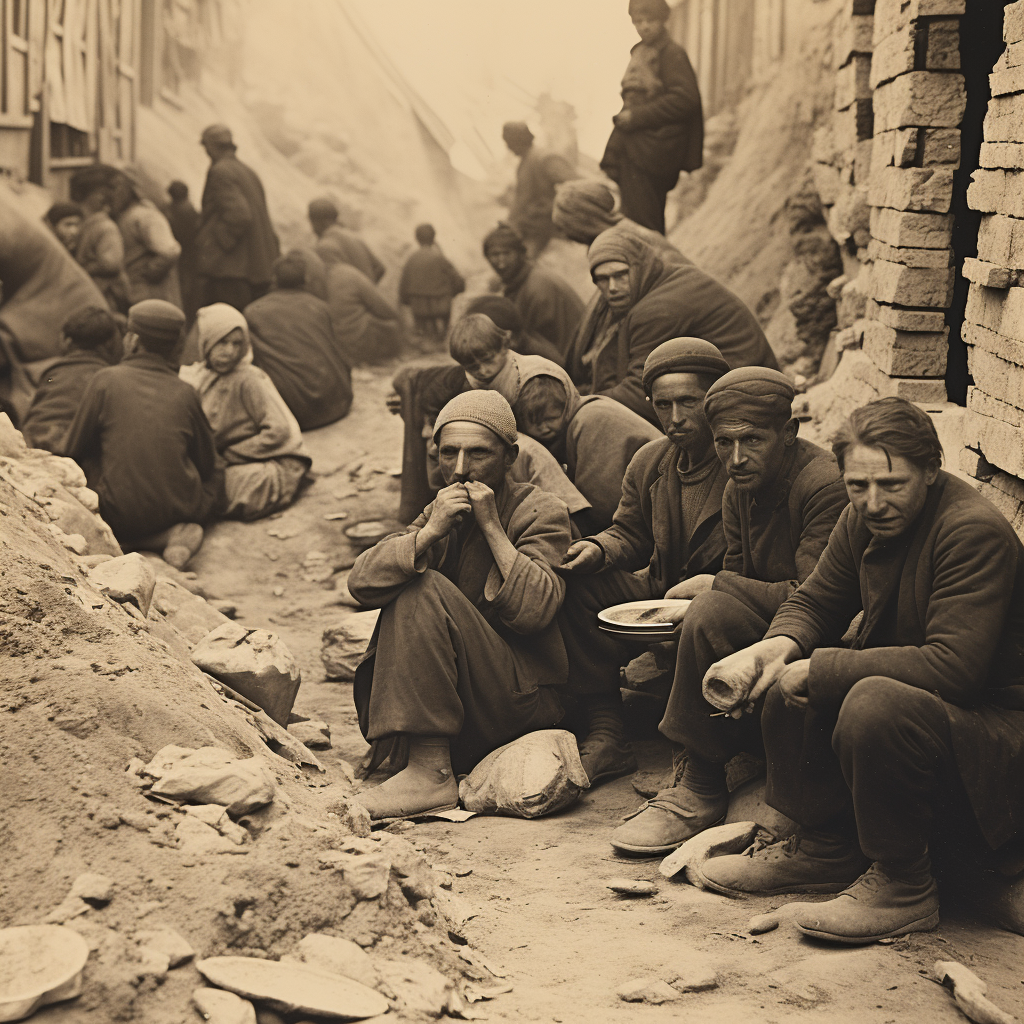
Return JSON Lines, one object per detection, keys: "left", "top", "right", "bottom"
{"left": 196, "top": 124, "right": 280, "bottom": 311}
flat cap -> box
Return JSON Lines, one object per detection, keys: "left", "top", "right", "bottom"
{"left": 433, "top": 390, "right": 518, "bottom": 448}
{"left": 127, "top": 299, "right": 186, "bottom": 343}
{"left": 642, "top": 337, "right": 730, "bottom": 394}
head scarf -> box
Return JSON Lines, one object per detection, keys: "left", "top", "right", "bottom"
{"left": 433, "top": 390, "right": 518, "bottom": 448}
{"left": 552, "top": 181, "right": 621, "bottom": 243}
{"left": 703, "top": 366, "right": 796, "bottom": 426}
{"left": 588, "top": 228, "right": 664, "bottom": 307}
{"left": 642, "top": 338, "right": 730, "bottom": 394}
{"left": 483, "top": 222, "right": 526, "bottom": 258}
{"left": 180, "top": 303, "right": 253, "bottom": 396}
{"left": 628, "top": 0, "right": 671, "bottom": 20}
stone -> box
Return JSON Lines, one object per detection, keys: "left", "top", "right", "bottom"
{"left": 69, "top": 872, "right": 113, "bottom": 904}
{"left": 1007, "top": 1, "right": 1024, "bottom": 46}
{"left": 969, "top": 169, "right": 1024, "bottom": 219}
{"left": 42, "top": 897, "right": 90, "bottom": 924}
{"left": 0, "top": 925, "right": 90, "bottom": 1021}
{"left": 924, "top": 19, "right": 960, "bottom": 71}
{"left": 151, "top": 580, "right": 229, "bottom": 644}
{"left": 376, "top": 957, "right": 454, "bottom": 1017}
{"left": 862, "top": 321, "right": 949, "bottom": 376}
{"left": 869, "top": 259, "right": 954, "bottom": 307}
{"left": 616, "top": 978, "right": 681, "bottom": 1004}
{"left": 288, "top": 719, "right": 331, "bottom": 750}
{"left": 869, "top": 23, "right": 916, "bottom": 88}
{"left": 659, "top": 821, "right": 761, "bottom": 885}
{"left": 383, "top": 836, "right": 438, "bottom": 901}
{"left": 605, "top": 878, "right": 658, "bottom": 896}
{"left": 812, "top": 161, "right": 842, "bottom": 207}
{"left": 980, "top": 142, "right": 1024, "bottom": 170}
{"left": 150, "top": 746, "right": 276, "bottom": 816}
{"left": 871, "top": 206, "right": 953, "bottom": 249}
{"left": 965, "top": 285, "right": 1024, "bottom": 343}
{"left": 318, "top": 850, "right": 392, "bottom": 900}
{"left": 872, "top": 72, "right": 966, "bottom": 133}
{"left": 667, "top": 958, "right": 719, "bottom": 993}
{"left": 327, "top": 795, "right": 372, "bottom": 838}
{"left": 932, "top": 962, "right": 1016, "bottom": 1024}
{"left": 965, "top": 409, "right": 1024, "bottom": 478}
{"left": 175, "top": 815, "right": 246, "bottom": 857}
{"left": 835, "top": 55, "right": 872, "bottom": 110}
{"left": 920, "top": 127, "right": 960, "bottom": 165}
{"left": 964, "top": 322, "right": 1024, "bottom": 365}
{"left": 192, "top": 987, "right": 258, "bottom": 1024}
{"left": 320, "top": 612, "right": 380, "bottom": 682}
{"left": 132, "top": 945, "right": 170, "bottom": 981}
{"left": 968, "top": 386, "right": 1024, "bottom": 430}
{"left": 868, "top": 165, "right": 955, "bottom": 213}
{"left": 963, "top": 259, "right": 1013, "bottom": 289}
{"left": 867, "top": 238, "right": 951, "bottom": 268}
{"left": 834, "top": 14, "right": 874, "bottom": 67}
{"left": 992, "top": 65, "right": 1024, "bottom": 98}
{"left": 968, "top": 347, "right": 1024, "bottom": 409}
{"left": 873, "top": 0, "right": 964, "bottom": 44}
{"left": 86, "top": 552, "right": 156, "bottom": 615}
{"left": 984, "top": 93, "right": 1024, "bottom": 144}
{"left": 195, "top": 956, "right": 390, "bottom": 1020}
{"left": 978, "top": 215, "right": 1024, "bottom": 270}
{"left": 832, "top": 100, "right": 874, "bottom": 151}
{"left": 865, "top": 297, "right": 948, "bottom": 331}
{"left": 295, "top": 933, "right": 379, "bottom": 985}
{"left": 191, "top": 623, "right": 301, "bottom": 727}
{"left": 135, "top": 927, "right": 194, "bottom": 967}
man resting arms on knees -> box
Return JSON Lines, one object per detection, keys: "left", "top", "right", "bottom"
{"left": 697, "top": 398, "right": 1024, "bottom": 943}
{"left": 347, "top": 391, "right": 571, "bottom": 820}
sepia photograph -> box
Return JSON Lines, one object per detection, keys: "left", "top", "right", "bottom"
{"left": 1, "top": 0, "right": 1023, "bottom": 1020}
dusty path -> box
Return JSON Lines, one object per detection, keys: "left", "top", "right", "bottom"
{"left": 192, "top": 363, "right": 1024, "bottom": 1024}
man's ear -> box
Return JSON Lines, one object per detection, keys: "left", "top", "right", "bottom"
{"left": 505, "top": 444, "right": 519, "bottom": 471}
{"left": 923, "top": 458, "right": 941, "bottom": 486}
{"left": 783, "top": 417, "right": 799, "bottom": 446}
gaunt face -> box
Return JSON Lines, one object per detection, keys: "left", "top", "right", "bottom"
{"left": 712, "top": 416, "right": 796, "bottom": 493}
{"left": 842, "top": 445, "right": 938, "bottom": 538}
{"left": 592, "top": 260, "right": 633, "bottom": 314}
{"left": 438, "top": 422, "right": 515, "bottom": 491}
{"left": 650, "top": 373, "right": 712, "bottom": 455}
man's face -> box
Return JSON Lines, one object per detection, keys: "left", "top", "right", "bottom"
{"left": 438, "top": 422, "right": 514, "bottom": 491}
{"left": 486, "top": 243, "right": 526, "bottom": 283}
{"left": 712, "top": 416, "right": 796, "bottom": 493}
{"left": 650, "top": 373, "right": 712, "bottom": 455}
{"left": 632, "top": 15, "right": 665, "bottom": 43}
{"left": 842, "top": 445, "right": 938, "bottom": 539}
{"left": 593, "top": 261, "right": 633, "bottom": 315}
{"left": 54, "top": 216, "right": 82, "bottom": 250}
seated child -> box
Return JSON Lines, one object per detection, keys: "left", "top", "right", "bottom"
{"left": 181, "top": 303, "right": 311, "bottom": 521}
{"left": 21, "top": 306, "right": 122, "bottom": 453}
{"left": 62, "top": 299, "right": 223, "bottom": 568}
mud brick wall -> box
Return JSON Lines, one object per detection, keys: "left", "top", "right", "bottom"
{"left": 960, "top": 0, "right": 1024, "bottom": 534}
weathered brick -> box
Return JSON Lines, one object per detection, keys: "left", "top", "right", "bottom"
{"left": 968, "top": 169, "right": 1024, "bottom": 219}
{"left": 969, "top": 348, "right": 1024, "bottom": 412}
{"left": 866, "top": 297, "right": 948, "bottom": 330}
{"left": 968, "top": 386, "right": 1024, "bottom": 428}
{"left": 835, "top": 14, "right": 875, "bottom": 67}
{"left": 834, "top": 100, "right": 875, "bottom": 149}
{"left": 868, "top": 164, "right": 954, "bottom": 212}
{"left": 980, "top": 142, "right": 1024, "bottom": 170}
{"left": 962, "top": 258, "right": 1013, "bottom": 289}
{"left": 991, "top": 65, "right": 1024, "bottom": 97}
{"left": 871, "top": 127, "right": 959, "bottom": 169}
{"left": 867, "top": 238, "right": 951, "bottom": 267}
{"left": 840, "top": 348, "right": 948, "bottom": 403}
{"left": 836, "top": 55, "right": 873, "bottom": 110}
{"left": 965, "top": 408, "right": 1024, "bottom": 478}
{"left": 963, "top": 321, "right": 1024, "bottom": 364}
{"left": 873, "top": 72, "right": 966, "bottom": 132}
{"left": 923, "top": 19, "right": 960, "bottom": 70}
{"left": 964, "top": 284, "right": 1024, "bottom": 343}
{"left": 919, "top": 126, "right": 960, "bottom": 165}
{"left": 977, "top": 214, "right": 1024, "bottom": 269}
{"left": 870, "top": 206, "right": 953, "bottom": 248}
{"left": 862, "top": 320, "right": 948, "bottom": 375}
{"left": 959, "top": 446, "right": 997, "bottom": 481}
{"left": 984, "top": 94, "right": 1024, "bottom": 143}
{"left": 1006, "top": 0, "right": 1024, "bottom": 45}
{"left": 1001, "top": 40, "right": 1024, "bottom": 70}
{"left": 870, "top": 258, "right": 955, "bottom": 306}
{"left": 974, "top": 475, "right": 1024, "bottom": 539}
{"left": 870, "top": 24, "right": 916, "bottom": 87}
{"left": 873, "top": 0, "right": 966, "bottom": 44}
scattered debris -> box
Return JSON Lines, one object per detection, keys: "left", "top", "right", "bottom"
{"left": 605, "top": 877, "right": 658, "bottom": 897}
{"left": 286, "top": 718, "right": 331, "bottom": 749}
{"left": 321, "top": 612, "right": 380, "bottom": 682}
{"left": 0, "top": 925, "right": 90, "bottom": 1021}
{"left": 933, "top": 961, "right": 1017, "bottom": 1024}
{"left": 659, "top": 820, "right": 760, "bottom": 885}
{"left": 68, "top": 872, "right": 113, "bottom": 904}
{"left": 616, "top": 978, "right": 681, "bottom": 1004}
{"left": 134, "top": 927, "right": 195, "bottom": 968}
{"left": 86, "top": 552, "right": 157, "bottom": 615}
{"left": 318, "top": 848, "right": 392, "bottom": 900}
{"left": 145, "top": 745, "right": 276, "bottom": 816}
{"left": 667, "top": 958, "right": 719, "bottom": 993}
{"left": 192, "top": 986, "right": 257, "bottom": 1024}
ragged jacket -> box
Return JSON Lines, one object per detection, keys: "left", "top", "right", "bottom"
{"left": 767, "top": 470, "right": 1024, "bottom": 849}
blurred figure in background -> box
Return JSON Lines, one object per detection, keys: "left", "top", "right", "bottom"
{"left": 70, "top": 164, "right": 129, "bottom": 314}
{"left": 398, "top": 223, "right": 465, "bottom": 341}
{"left": 309, "top": 197, "right": 385, "bottom": 284}
{"left": 44, "top": 202, "right": 84, "bottom": 254}
{"left": 165, "top": 180, "right": 202, "bottom": 320}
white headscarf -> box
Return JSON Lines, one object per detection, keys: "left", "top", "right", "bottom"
{"left": 181, "top": 303, "right": 252, "bottom": 395}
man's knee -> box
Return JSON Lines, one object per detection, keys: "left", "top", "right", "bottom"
{"left": 834, "top": 676, "right": 937, "bottom": 753}
{"left": 392, "top": 569, "right": 463, "bottom": 613}
{"left": 678, "top": 589, "right": 761, "bottom": 652}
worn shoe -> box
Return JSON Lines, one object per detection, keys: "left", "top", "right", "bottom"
{"left": 356, "top": 764, "right": 459, "bottom": 821}
{"left": 580, "top": 733, "right": 638, "bottom": 787}
{"left": 610, "top": 787, "right": 727, "bottom": 855}
{"left": 700, "top": 830, "right": 868, "bottom": 897}
{"left": 793, "top": 862, "right": 939, "bottom": 944}
{"left": 163, "top": 522, "right": 204, "bottom": 569}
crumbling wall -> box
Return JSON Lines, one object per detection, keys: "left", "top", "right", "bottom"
{"left": 960, "top": 0, "right": 1024, "bottom": 534}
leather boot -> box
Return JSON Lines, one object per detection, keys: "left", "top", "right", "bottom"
{"left": 610, "top": 786, "right": 727, "bottom": 855}
{"left": 579, "top": 697, "right": 637, "bottom": 786}
{"left": 357, "top": 737, "right": 459, "bottom": 821}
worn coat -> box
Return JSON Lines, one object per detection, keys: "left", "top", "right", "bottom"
{"left": 243, "top": 288, "right": 353, "bottom": 431}
{"left": 590, "top": 436, "right": 730, "bottom": 597}
{"left": 502, "top": 262, "right": 585, "bottom": 359}
{"left": 76, "top": 211, "right": 129, "bottom": 312}
{"left": 318, "top": 225, "right": 385, "bottom": 284}
{"left": 508, "top": 145, "right": 577, "bottom": 248}
{"left": 711, "top": 438, "right": 848, "bottom": 621}
{"left": 118, "top": 199, "right": 182, "bottom": 306}
{"left": 62, "top": 351, "right": 220, "bottom": 541}
{"left": 196, "top": 152, "right": 280, "bottom": 284}
{"left": 399, "top": 245, "right": 465, "bottom": 317}
{"left": 767, "top": 471, "right": 1024, "bottom": 850}
{"left": 319, "top": 256, "right": 402, "bottom": 363}
{"left": 568, "top": 231, "right": 777, "bottom": 425}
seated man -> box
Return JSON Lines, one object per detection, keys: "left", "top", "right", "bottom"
{"left": 62, "top": 300, "right": 223, "bottom": 569}
{"left": 567, "top": 230, "right": 778, "bottom": 426}
{"left": 308, "top": 197, "right": 385, "bottom": 284}
{"left": 347, "top": 391, "right": 571, "bottom": 819}
{"left": 608, "top": 366, "right": 848, "bottom": 852}
{"left": 483, "top": 223, "right": 584, "bottom": 359}
{"left": 558, "top": 338, "right": 731, "bottom": 783}
{"left": 694, "top": 399, "right": 1024, "bottom": 943}
{"left": 21, "top": 306, "right": 122, "bottom": 453}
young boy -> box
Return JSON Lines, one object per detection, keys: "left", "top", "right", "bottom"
{"left": 398, "top": 223, "right": 465, "bottom": 340}
{"left": 44, "top": 202, "right": 84, "bottom": 253}
{"left": 21, "top": 306, "right": 122, "bottom": 453}
{"left": 62, "top": 299, "right": 224, "bottom": 568}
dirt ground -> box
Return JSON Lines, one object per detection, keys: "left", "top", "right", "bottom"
{"left": 187, "top": 361, "right": 1024, "bottom": 1024}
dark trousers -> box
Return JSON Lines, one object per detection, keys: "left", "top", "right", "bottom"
{"left": 558, "top": 568, "right": 657, "bottom": 697}
{"left": 763, "top": 676, "right": 979, "bottom": 864}
{"left": 198, "top": 276, "right": 265, "bottom": 312}
{"left": 359, "top": 571, "right": 562, "bottom": 773}
{"left": 617, "top": 162, "right": 673, "bottom": 234}
{"left": 659, "top": 589, "right": 771, "bottom": 759}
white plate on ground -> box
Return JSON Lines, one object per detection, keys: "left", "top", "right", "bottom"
{"left": 597, "top": 599, "right": 691, "bottom": 631}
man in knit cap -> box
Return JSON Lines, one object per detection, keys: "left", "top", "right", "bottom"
{"left": 63, "top": 299, "right": 223, "bottom": 569}
{"left": 347, "top": 390, "right": 572, "bottom": 820}
{"left": 609, "top": 365, "right": 848, "bottom": 853}
{"left": 558, "top": 338, "right": 731, "bottom": 784}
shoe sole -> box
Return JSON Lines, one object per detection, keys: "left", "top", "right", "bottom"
{"left": 586, "top": 761, "right": 639, "bottom": 788}
{"left": 610, "top": 814, "right": 726, "bottom": 857}
{"left": 700, "top": 877, "right": 856, "bottom": 898}
{"left": 369, "top": 802, "right": 460, "bottom": 825}
{"left": 795, "top": 910, "right": 939, "bottom": 944}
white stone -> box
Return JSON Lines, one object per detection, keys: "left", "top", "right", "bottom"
{"left": 295, "top": 933, "right": 378, "bottom": 985}
{"left": 69, "top": 872, "right": 113, "bottom": 903}
{"left": 135, "top": 927, "right": 194, "bottom": 968}
{"left": 150, "top": 747, "right": 276, "bottom": 816}
{"left": 376, "top": 956, "right": 454, "bottom": 1017}
{"left": 87, "top": 552, "right": 156, "bottom": 616}
{"left": 192, "top": 986, "right": 257, "bottom": 1024}
{"left": 616, "top": 978, "right": 681, "bottom": 1004}
{"left": 288, "top": 719, "right": 331, "bottom": 750}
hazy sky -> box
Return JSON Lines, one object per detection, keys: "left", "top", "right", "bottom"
{"left": 357, "top": 1, "right": 635, "bottom": 174}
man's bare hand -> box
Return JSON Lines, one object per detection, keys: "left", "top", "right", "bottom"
{"left": 559, "top": 541, "right": 604, "bottom": 573}
{"left": 704, "top": 636, "right": 801, "bottom": 717}
{"left": 665, "top": 575, "right": 716, "bottom": 600}
{"left": 777, "top": 660, "right": 811, "bottom": 711}
{"left": 420, "top": 483, "right": 470, "bottom": 544}
{"left": 464, "top": 480, "right": 501, "bottom": 530}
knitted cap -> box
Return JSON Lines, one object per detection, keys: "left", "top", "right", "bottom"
{"left": 703, "top": 366, "right": 796, "bottom": 425}
{"left": 127, "top": 300, "right": 185, "bottom": 344}
{"left": 432, "top": 390, "right": 518, "bottom": 447}
{"left": 201, "top": 124, "right": 234, "bottom": 147}
{"left": 642, "top": 338, "right": 730, "bottom": 394}
{"left": 552, "top": 180, "right": 621, "bottom": 241}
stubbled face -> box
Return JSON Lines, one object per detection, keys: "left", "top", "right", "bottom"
{"left": 438, "top": 421, "right": 515, "bottom": 491}
{"left": 54, "top": 216, "right": 82, "bottom": 250}
{"left": 650, "top": 373, "right": 712, "bottom": 455}
{"left": 593, "top": 260, "right": 633, "bottom": 315}
{"left": 843, "top": 445, "right": 938, "bottom": 539}
{"left": 486, "top": 243, "right": 527, "bottom": 283}
{"left": 458, "top": 346, "right": 509, "bottom": 388}
{"left": 712, "top": 416, "right": 796, "bottom": 493}
{"left": 206, "top": 328, "right": 247, "bottom": 374}
{"left": 632, "top": 15, "right": 666, "bottom": 43}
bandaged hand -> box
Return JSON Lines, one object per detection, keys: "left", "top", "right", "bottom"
{"left": 559, "top": 541, "right": 604, "bottom": 573}
{"left": 703, "top": 636, "right": 801, "bottom": 717}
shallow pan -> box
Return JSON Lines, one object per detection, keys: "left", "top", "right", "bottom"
{"left": 597, "top": 599, "right": 691, "bottom": 632}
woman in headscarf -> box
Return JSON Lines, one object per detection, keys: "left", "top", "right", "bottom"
{"left": 567, "top": 228, "right": 778, "bottom": 425}
{"left": 181, "top": 303, "right": 311, "bottom": 521}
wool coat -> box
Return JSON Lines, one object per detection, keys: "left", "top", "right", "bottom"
{"left": 711, "top": 438, "right": 849, "bottom": 622}
{"left": 196, "top": 152, "right": 279, "bottom": 284}
{"left": 319, "top": 257, "right": 402, "bottom": 363}
{"left": 589, "top": 436, "right": 730, "bottom": 597}
{"left": 76, "top": 211, "right": 129, "bottom": 312}
{"left": 502, "top": 263, "right": 585, "bottom": 359}
{"left": 118, "top": 199, "right": 182, "bottom": 306}
{"left": 567, "top": 231, "right": 778, "bottom": 425}
{"left": 767, "top": 471, "right": 1024, "bottom": 850}
{"left": 508, "top": 145, "right": 577, "bottom": 249}
{"left": 318, "top": 225, "right": 385, "bottom": 284}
